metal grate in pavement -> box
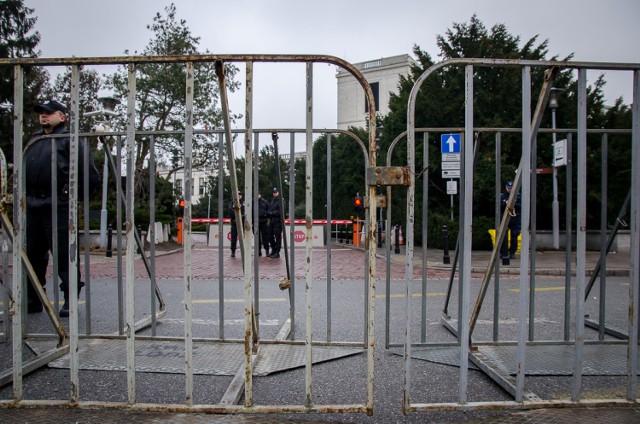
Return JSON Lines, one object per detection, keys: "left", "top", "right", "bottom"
{"left": 474, "top": 344, "right": 637, "bottom": 376}
{"left": 26, "top": 338, "right": 362, "bottom": 377}
{"left": 409, "top": 344, "right": 637, "bottom": 376}
{"left": 399, "top": 347, "right": 480, "bottom": 370}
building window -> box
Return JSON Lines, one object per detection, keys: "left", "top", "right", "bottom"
{"left": 364, "top": 82, "right": 379, "bottom": 112}
{"left": 199, "top": 177, "right": 205, "bottom": 195}
{"left": 363, "top": 60, "right": 381, "bottom": 69}
{"left": 175, "top": 178, "right": 182, "bottom": 192}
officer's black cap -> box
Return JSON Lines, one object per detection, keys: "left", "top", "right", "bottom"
{"left": 34, "top": 99, "right": 67, "bottom": 114}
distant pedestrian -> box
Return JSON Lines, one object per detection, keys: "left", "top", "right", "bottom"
{"left": 500, "top": 181, "right": 521, "bottom": 259}
{"left": 228, "top": 192, "right": 245, "bottom": 257}
{"left": 257, "top": 193, "right": 270, "bottom": 256}
{"left": 267, "top": 187, "right": 283, "bottom": 258}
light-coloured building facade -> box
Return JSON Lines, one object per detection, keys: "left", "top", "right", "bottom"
{"left": 157, "top": 166, "right": 216, "bottom": 205}
{"left": 336, "top": 54, "right": 415, "bottom": 130}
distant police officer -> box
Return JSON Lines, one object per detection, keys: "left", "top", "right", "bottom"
{"left": 25, "top": 99, "right": 100, "bottom": 316}
{"left": 227, "top": 192, "right": 245, "bottom": 257}
{"left": 500, "top": 181, "right": 521, "bottom": 259}
{"left": 257, "top": 194, "right": 270, "bottom": 256}
{"left": 267, "top": 187, "right": 283, "bottom": 258}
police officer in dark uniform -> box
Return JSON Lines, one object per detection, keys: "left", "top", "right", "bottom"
{"left": 257, "top": 194, "right": 270, "bottom": 257}
{"left": 500, "top": 181, "right": 521, "bottom": 259}
{"left": 25, "top": 99, "right": 100, "bottom": 316}
{"left": 267, "top": 187, "right": 283, "bottom": 258}
{"left": 228, "top": 192, "right": 245, "bottom": 257}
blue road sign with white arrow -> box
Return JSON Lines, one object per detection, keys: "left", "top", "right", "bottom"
{"left": 441, "top": 133, "right": 461, "bottom": 154}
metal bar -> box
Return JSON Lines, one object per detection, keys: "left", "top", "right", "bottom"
{"left": 0, "top": 147, "right": 7, "bottom": 341}
{"left": 116, "top": 135, "right": 124, "bottom": 335}
{"left": 515, "top": 66, "right": 532, "bottom": 402}
{"left": 458, "top": 65, "right": 474, "bottom": 403}
{"left": 51, "top": 136, "right": 59, "bottom": 317}
{"left": 304, "top": 61, "right": 314, "bottom": 408}
{"left": 289, "top": 131, "right": 296, "bottom": 341}
{"left": 403, "top": 103, "right": 414, "bottom": 414}
{"left": 599, "top": 134, "right": 608, "bottom": 340}
{"left": 326, "top": 133, "right": 332, "bottom": 342}
{"left": 2, "top": 55, "right": 639, "bottom": 72}
{"left": 529, "top": 123, "right": 537, "bottom": 342}
{"left": 385, "top": 144, "right": 393, "bottom": 348}
{"left": 68, "top": 64, "right": 81, "bottom": 402}
{"left": 564, "top": 133, "right": 573, "bottom": 341}
{"left": 442, "top": 238, "right": 459, "bottom": 318}
{"left": 217, "top": 132, "right": 225, "bottom": 340}
{"left": 571, "top": 68, "right": 588, "bottom": 401}
{"left": 149, "top": 135, "right": 157, "bottom": 336}
{"left": 421, "top": 132, "right": 428, "bottom": 343}
{"left": 365, "top": 76, "right": 377, "bottom": 422}
{"left": 1, "top": 226, "right": 8, "bottom": 341}
{"left": 125, "top": 63, "right": 137, "bottom": 405}
{"left": 253, "top": 132, "right": 260, "bottom": 325}
{"left": 244, "top": 63, "right": 256, "bottom": 358}
{"left": 458, "top": 152, "right": 464, "bottom": 341}
{"left": 183, "top": 61, "right": 195, "bottom": 405}
{"left": 627, "top": 69, "right": 640, "bottom": 400}
{"left": 493, "top": 132, "right": 501, "bottom": 342}
{"left": 11, "top": 64, "right": 24, "bottom": 401}
{"left": 83, "top": 96, "right": 92, "bottom": 335}
{"left": 0, "top": 400, "right": 374, "bottom": 414}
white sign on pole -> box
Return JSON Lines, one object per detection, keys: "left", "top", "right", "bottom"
{"left": 442, "top": 169, "right": 461, "bottom": 178}
{"left": 554, "top": 139, "right": 567, "bottom": 167}
{"left": 446, "top": 180, "right": 457, "bottom": 195}
{"left": 442, "top": 153, "right": 461, "bottom": 161}
{"left": 442, "top": 161, "right": 460, "bottom": 170}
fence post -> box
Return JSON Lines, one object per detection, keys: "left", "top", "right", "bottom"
{"left": 106, "top": 224, "right": 113, "bottom": 257}
{"left": 394, "top": 224, "right": 400, "bottom": 254}
{"left": 442, "top": 225, "right": 450, "bottom": 264}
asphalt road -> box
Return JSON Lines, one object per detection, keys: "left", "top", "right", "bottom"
{"left": 0, "top": 243, "right": 637, "bottom": 423}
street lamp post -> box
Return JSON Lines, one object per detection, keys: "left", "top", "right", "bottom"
{"left": 86, "top": 96, "right": 120, "bottom": 248}
{"left": 548, "top": 87, "right": 564, "bottom": 250}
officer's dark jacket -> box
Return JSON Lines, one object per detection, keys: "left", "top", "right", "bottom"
{"left": 227, "top": 199, "right": 245, "bottom": 223}
{"left": 258, "top": 197, "right": 269, "bottom": 221}
{"left": 500, "top": 191, "right": 521, "bottom": 216}
{"left": 24, "top": 123, "right": 100, "bottom": 208}
{"left": 268, "top": 196, "right": 282, "bottom": 219}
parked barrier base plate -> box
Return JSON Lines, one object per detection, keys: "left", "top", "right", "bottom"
{"left": 26, "top": 338, "right": 363, "bottom": 376}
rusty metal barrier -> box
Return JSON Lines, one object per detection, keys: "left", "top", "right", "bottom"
{"left": 0, "top": 54, "right": 380, "bottom": 415}
{"left": 398, "top": 58, "right": 639, "bottom": 413}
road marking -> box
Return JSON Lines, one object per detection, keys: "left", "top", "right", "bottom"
{"left": 162, "top": 318, "right": 281, "bottom": 326}
{"left": 191, "top": 298, "right": 287, "bottom": 304}
{"left": 508, "top": 286, "right": 565, "bottom": 293}
{"left": 375, "top": 293, "right": 446, "bottom": 299}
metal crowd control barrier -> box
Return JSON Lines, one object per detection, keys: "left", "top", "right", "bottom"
{"left": 399, "top": 58, "right": 639, "bottom": 413}
{"left": 0, "top": 54, "right": 381, "bottom": 416}
{"left": 384, "top": 126, "right": 633, "bottom": 349}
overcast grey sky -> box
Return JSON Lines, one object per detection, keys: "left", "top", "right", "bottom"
{"left": 24, "top": 0, "right": 640, "bottom": 150}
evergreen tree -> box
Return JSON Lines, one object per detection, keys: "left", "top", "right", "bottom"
{"left": 0, "top": 0, "right": 49, "bottom": 156}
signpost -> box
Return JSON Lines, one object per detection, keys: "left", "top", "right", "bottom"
{"left": 441, "top": 134, "right": 461, "bottom": 220}
{"left": 554, "top": 138, "right": 567, "bottom": 167}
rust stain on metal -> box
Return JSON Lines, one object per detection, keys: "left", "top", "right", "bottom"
{"left": 366, "top": 166, "right": 411, "bottom": 186}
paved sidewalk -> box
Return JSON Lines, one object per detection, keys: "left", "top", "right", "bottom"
{"left": 386, "top": 245, "right": 630, "bottom": 276}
